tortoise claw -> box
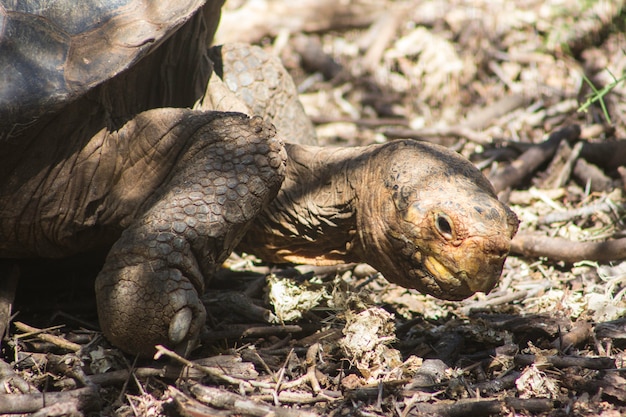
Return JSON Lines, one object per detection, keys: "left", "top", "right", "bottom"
{"left": 169, "top": 307, "right": 193, "bottom": 345}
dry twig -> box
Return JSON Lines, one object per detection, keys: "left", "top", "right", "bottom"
{"left": 511, "top": 232, "right": 626, "bottom": 263}
{"left": 490, "top": 125, "right": 581, "bottom": 193}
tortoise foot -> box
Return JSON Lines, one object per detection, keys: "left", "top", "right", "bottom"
{"left": 95, "top": 111, "right": 286, "bottom": 356}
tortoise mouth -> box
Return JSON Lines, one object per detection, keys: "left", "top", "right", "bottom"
{"left": 422, "top": 254, "right": 498, "bottom": 300}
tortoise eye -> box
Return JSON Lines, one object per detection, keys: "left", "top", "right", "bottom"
{"left": 435, "top": 214, "right": 454, "bottom": 240}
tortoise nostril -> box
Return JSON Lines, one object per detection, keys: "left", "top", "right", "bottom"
{"left": 488, "top": 239, "right": 510, "bottom": 258}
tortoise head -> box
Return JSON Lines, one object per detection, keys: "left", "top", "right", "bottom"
{"left": 356, "top": 140, "right": 519, "bottom": 301}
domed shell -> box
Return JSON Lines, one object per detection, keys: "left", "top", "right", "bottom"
{"left": 0, "top": 0, "right": 205, "bottom": 131}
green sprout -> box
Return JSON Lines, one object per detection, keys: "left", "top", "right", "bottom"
{"left": 578, "top": 68, "right": 626, "bottom": 125}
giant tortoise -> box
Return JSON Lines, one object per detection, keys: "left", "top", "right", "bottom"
{"left": 0, "top": 0, "right": 519, "bottom": 356}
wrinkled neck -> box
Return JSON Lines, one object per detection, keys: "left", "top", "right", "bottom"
{"left": 238, "top": 143, "right": 373, "bottom": 265}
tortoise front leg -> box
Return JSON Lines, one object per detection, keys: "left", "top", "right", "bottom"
{"left": 95, "top": 111, "right": 286, "bottom": 356}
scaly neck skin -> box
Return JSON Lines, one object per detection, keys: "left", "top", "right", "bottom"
{"left": 238, "top": 143, "right": 378, "bottom": 265}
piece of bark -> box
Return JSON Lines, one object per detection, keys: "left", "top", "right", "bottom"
{"left": 562, "top": 371, "right": 626, "bottom": 403}
{"left": 469, "top": 371, "right": 521, "bottom": 395}
{"left": 0, "top": 386, "right": 101, "bottom": 414}
{"left": 580, "top": 139, "right": 626, "bottom": 171}
{"left": 489, "top": 125, "right": 581, "bottom": 193}
{"left": 215, "top": 0, "right": 382, "bottom": 44}
{"left": 170, "top": 386, "right": 232, "bottom": 417}
{"left": 206, "top": 291, "right": 277, "bottom": 323}
{"left": 618, "top": 166, "right": 626, "bottom": 189}
{"left": 573, "top": 158, "right": 613, "bottom": 192}
{"left": 601, "top": 373, "right": 626, "bottom": 403}
{"left": 551, "top": 321, "right": 593, "bottom": 351}
{"left": 0, "top": 262, "right": 18, "bottom": 342}
{"left": 514, "top": 354, "right": 615, "bottom": 370}
{"left": 292, "top": 34, "right": 343, "bottom": 80}
{"left": 473, "top": 314, "right": 569, "bottom": 339}
{"left": 382, "top": 125, "right": 490, "bottom": 144}
{"left": 30, "top": 402, "right": 80, "bottom": 417}
{"left": 0, "top": 359, "right": 38, "bottom": 394}
{"left": 408, "top": 397, "right": 553, "bottom": 416}
{"left": 460, "top": 290, "right": 529, "bottom": 315}
{"left": 202, "top": 323, "right": 319, "bottom": 341}
{"left": 536, "top": 139, "right": 573, "bottom": 189}
{"left": 189, "top": 383, "right": 322, "bottom": 417}
{"left": 462, "top": 93, "right": 528, "bottom": 131}
{"left": 511, "top": 232, "right": 626, "bottom": 263}
{"left": 595, "top": 318, "right": 626, "bottom": 345}
{"left": 251, "top": 389, "right": 341, "bottom": 404}
{"left": 555, "top": 141, "right": 584, "bottom": 189}
{"left": 88, "top": 355, "right": 258, "bottom": 386}
{"left": 13, "top": 322, "right": 82, "bottom": 352}
{"left": 359, "top": 11, "right": 400, "bottom": 72}
{"left": 538, "top": 197, "right": 624, "bottom": 225}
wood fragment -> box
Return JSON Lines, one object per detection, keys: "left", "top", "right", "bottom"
{"left": 514, "top": 354, "right": 615, "bottom": 369}
{"left": 580, "top": 139, "right": 626, "bottom": 171}
{"left": 251, "top": 389, "right": 341, "bottom": 404}
{"left": 202, "top": 323, "right": 319, "bottom": 341}
{"left": 461, "top": 290, "right": 528, "bottom": 315}
{"left": 469, "top": 371, "right": 520, "bottom": 395}
{"left": 359, "top": 12, "right": 400, "bottom": 72}
{"left": 190, "top": 383, "right": 322, "bottom": 417}
{"left": 551, "top": 321, "right": 593, "bottom": 351}
{"left": 29, "top": 402, "right": 80, "bottom": 417}
{"left": 407, "top": 397, "right": 553, "bottom": 416}
{"left": 555, "top": 141, "right": 583, "bottom": 189}
{"left": 88, "top": 355, "right": 258, "bottom": 386}
{"left": 462, "top": 93, "right": 528, "bottom": 130}
{"left": 169, "top": 386, "right": 232, "bottom": 417}
{"left": 208, "top": 291, "right": 277, "bottom": 323}
{"left": 0, "top": 262, "right": 18, "bottom": 341}
{"left": 511, "top": 232, "right": 626, "bottom": 263}
{"left": 0, "top": 359, "right": 38, "bottom": 394}
{"left": 0, "top": 386, "right": 101, "bottom": 414}
{"left": 490, "top": 125, "right": 581, "bottom": 193}
{"left": 13, "top": 322, "right": 82, "bottom": 352}
{"left": 601, "top": 373, "right": 626, "bottom": 403}
{"left": 383, "top": 125, "right": 490, "bottom": 143}
{"left": 311, "top": 116, "right": 409, "bottom": 128}
{"left": 538, "top": 196, "right": 624, "bottom": 225}
{"left": 595, "top": 318, "right": 626, "bottom": 344}
{"left": 292, "top": 35, "right": 343, "bottom": 80}
{"left": 573, "top": 158, "right": 613, "bottom": 192}
{"left": 216, "top": 0, "right": 382, "bottom": 44}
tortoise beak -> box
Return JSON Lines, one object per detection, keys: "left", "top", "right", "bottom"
{"left": 418, "top": 233, "right": 510, "bottom": 300}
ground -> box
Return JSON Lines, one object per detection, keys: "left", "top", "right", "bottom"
{"left": 2, "top": 1, "right": 626, "bottom": 416}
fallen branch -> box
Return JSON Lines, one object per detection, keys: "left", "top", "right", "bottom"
{"left": 0, "top": 358, "right": 38, "bottom": 394}
{"left": 189, "top": 383, "right": 323, "bottom": 417}
{"left": 581, "top": 139, "right": 626, "bottom": 171}
{"left": 0, "top": 386, "right": 100, "bottom": 414}
{"left": 538, "top": 197, "right": 624, "bottom": 225}
{"left": 202, "top": 324, "right": 318, "bottom": 340}
{"left": 573, "top": 158, "right": 613, "bottom": 192}
{"left": 382, "top": 125, "right": 490, "bottom": 144}
{"left": 408, "top": 397, "right": 553, "bottom": 416}
{"left": 169, "top": 386, "right": 232, "bottom": 417}
{"left": 154, "top": 345, "right": 270, "bottom": 391}
{"left": 0, "top": 262, "right": 18, "bottom": 341}
{"left": 490, "top": 125, "right": 581, "bottom": 193}
{"left": 469, "top": 371, "right": 521, "bottom": 395}
{"left": 551, "top": 321, "right": 593, "bottom": 351}
{"left": 514, "top": 354, "right": 615, "bottom": 370}
{"left": 511, "top": 232, "right": 626, "bottom": 263}
{"left": 13, "top": 322, "right": 82, "bottom": 352}
{"left": 215, "top": 0, "right": 383, "bottom": 44}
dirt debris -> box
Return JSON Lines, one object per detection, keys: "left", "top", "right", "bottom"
{"left": 3, "top": 0, "right": 626, "bottom": 416}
